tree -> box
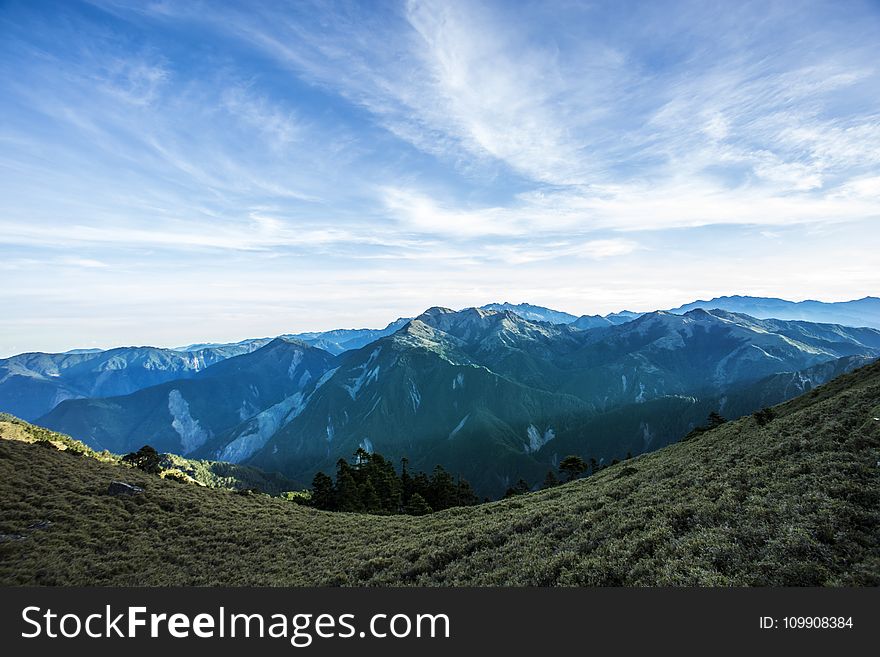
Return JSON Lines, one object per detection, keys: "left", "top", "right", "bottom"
{"left": 360, "top": 479, "right": 382, "bottom": 513}
{"left": 455, "top": 477, "right": 479, "bottom": 506}
{"left": 559, "top": 455, "right": 588, "bottom": 482}
{"left": 706, "top": 411, "right": 727, "bottom": 428}
{"left": 334, "top": 459, "right": 362, "bottom": 512}
{"left": 427, "top": 465, "right": 457, "bottom": 511}
{"left": 541, "top": 470, "right": 559, "bottom": 489}
{"left": 404, "top": 492, "right": 433, "bottom": 516}
{"left": 400, "top": 457, "right": 414, "bottom": 501}
{"left": 310, "top": 472, "right": 335, "bottom": 510}
{"left": 504, "top": 479, "right": 531, "bottom": 498}
{"left": 310, "top": 450, "right": 479, "bottom": 515}
{"left": 122, "top": 445, "right": 162, "bottom": 474}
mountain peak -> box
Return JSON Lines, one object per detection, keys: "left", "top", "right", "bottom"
{"left": 478, "top": 302, "right": 577, "bottom": 325}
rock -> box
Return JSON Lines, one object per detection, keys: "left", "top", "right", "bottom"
{"left": 107, "top": 481, "right": 145, "bottom": 496}
{"left": 0, "top": 533, "right": 26, "bottom": 543}
{"left": 27, "top": 520, "right": 52, "bottom": 530}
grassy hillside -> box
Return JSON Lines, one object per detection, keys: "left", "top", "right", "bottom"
{"left": 1, "top": 361, "right": 878, "bottom": 586}
{"left": 0, "top": 413, "right": 299, "bottom": 495}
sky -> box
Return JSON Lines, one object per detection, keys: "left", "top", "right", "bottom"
{"left": 1, "top": 0, "right": 879, "bottom": 356}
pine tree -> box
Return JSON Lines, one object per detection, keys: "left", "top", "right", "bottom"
{"left": 455, "top": 476, "right": 479, "bottom": 506}
{"left": 504, "top": 479, "right": 531, "bottom": 497}
{"left": 541, "top": 470, "right": 559, "bottom": 489}
{"left": 427, "top": 465, "right": 458, "bottom": 510}
{"left": 334, "top": 459, "right": 362, "bottom": 512}
{"left": 310, "top": 472, "right": 335, "bottom": 510}
{"left": 360, "top": 479, "right": 382, "bottom": 513}
{"left": 404, "top": 492, "right": 433, "bottom": 516}
{"left": 559, "top": 455, "right": 588, "bottom": 482}
{"left": 706, "top": 411, "right": 727, "bottom": 428}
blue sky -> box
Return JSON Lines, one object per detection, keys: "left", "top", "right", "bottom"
{"left": 1, "top": 0, "right": 879, "bottom": 355}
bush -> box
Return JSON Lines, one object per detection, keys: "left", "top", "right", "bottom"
{"left": 753, "top": 407, "right": 776, "bottom": 426}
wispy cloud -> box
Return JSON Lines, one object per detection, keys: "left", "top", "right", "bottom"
{"left": 0, "top": 0, "right": 878, "bottom": 354}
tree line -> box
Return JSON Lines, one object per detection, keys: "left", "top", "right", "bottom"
{"left": 310, "top": 448, "right": 480, "bottom": 515}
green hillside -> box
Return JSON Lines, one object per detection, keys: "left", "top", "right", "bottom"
{"left": 1, "top": 361, "right": 878, "bottom": 586}
{"left": 0, "top": 413, "right": 299, "bottom": 495}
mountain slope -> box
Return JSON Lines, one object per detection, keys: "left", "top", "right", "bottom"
{"left": 0, "top": 340, "right": 272, "bottom": 421}
{"left": 243, "top": 308, "right": 880, "bottom": 495}
{"left": 556, "top": 309, "right": 880, "bottom": 407}
{"left": 2, "top": 359, "right": 877, "bottom": 586}
{"left": 38, "top": 339, "right": 334, "bottom": 456}
{"left": 0, "top": 413, "right": 299, "bottom": 494}
{"left": 668, "top": 295, "right": 880, "bottom": 329}
{"left": 247, "top": 310, "right": 590, "bottom": 494}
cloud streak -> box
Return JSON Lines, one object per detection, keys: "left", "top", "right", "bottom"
{"left": 0, "top": 0, "right": 878, "bottom": 354}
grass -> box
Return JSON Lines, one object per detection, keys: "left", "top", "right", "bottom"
{"left": 0, "top": 412, "right": 299, "bottom": 494}
{"left": 1, "top": 360, "right": 878, "bottom": 586}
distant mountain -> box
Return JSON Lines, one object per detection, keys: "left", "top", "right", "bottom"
{"left": 479, "top": 302, "right": 578, "bottom": 324}
{"left": 667, "top": 295, "right": 880, "bottom": 328}
{"left": 284, "top": 318, "right": 410, "bottom": 355}
{"left": 571, "top": 314, "right": 613, "bottom": 330}
{"left": 39, "top": 338, "right": 334, "bottom": 456}
{"left": 605, "top": 310, "right": 643, "bottom": 324}
{"left": 0, "top": 340, "right": 272, "bottom": 422}
{"left": 175, "top": 337, "right": 269, "bottom": 352}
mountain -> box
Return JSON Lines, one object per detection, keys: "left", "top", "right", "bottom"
{"left": 282, "top": 318, "right": 411, "bottom": 355}
{"left": 553, "top": 309, "right": 880, "bottom": 407}
{"left": 668, "top": 295, "right": 880, "bottom": 328}
{"left": 605, "top": 310, "right": 643, "bottom": 324}
{"left": 571, "top": 314, "right": 613, "bottom": 330}
{"left": 35, "top": 306, "right": 880, "bottom": 496}
{"left": 175, "top": 337, "right": 269, "bottom": 352}
{"left": 39, "top": 338, "right": 334, "bottom": 456}
{"left": 479, "top": 302, "right": 578, "bottom": 324}
{"left": 242, "top": 307, "right": 880, "bottom": 495}
{"left": 244, "top": 308, "right": 589, "bottom": 493}
{"left": 3, "top": 359, "right": 878, "bottom": 586}
{"left": 0, "top": 340, "right": 272, "bottom": 422}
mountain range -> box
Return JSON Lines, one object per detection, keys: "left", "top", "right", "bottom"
{"left": 7, "top": 295, "right": 876, "bottom": 428}
{"left": 35, "top": 304, "right": 880, "bottom": 495}
{"left": 0, "top": 340, "right": 272, "bottom": 422}
{"left": 667, "top": 295, "right": 880, "bottom": 328}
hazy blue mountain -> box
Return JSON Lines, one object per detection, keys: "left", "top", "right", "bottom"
{"left": 39, "top": 338, "right": 334, "bottom": 456}
{"left": 0, "top": 340, "right": 272, "bottom": 421}
{"left": 175, "top": 337, "right": 270, "bottom": 352}
{"left": 605, "top": 310, "right": 644, "bottom": 324}
{"left": 554, "top": 309, "right": 880, "bottom": 410}
{"left": 667, "top": 295, "right": 880, "bottom": 328}
{"left": 479, "top": 302, "right": 578, "bottom": 324}
{"left": 571, "top": 314, "right": 613, "bottom": 329}
{"left": 283, "top": 318, "right": 411, "bottom": 355}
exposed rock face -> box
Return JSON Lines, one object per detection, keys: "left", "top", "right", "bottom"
{"left": 107, "top": 481, "right": 144, "bottom": 496}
